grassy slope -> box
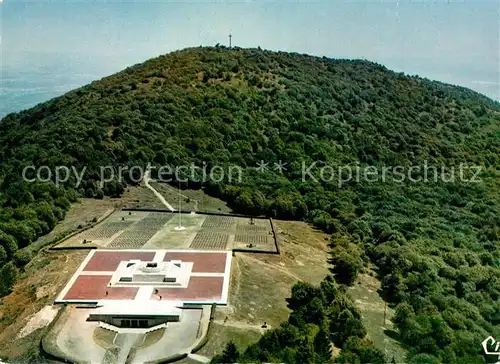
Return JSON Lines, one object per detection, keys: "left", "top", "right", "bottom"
{"left": 0, "top": 249, "right": 88, "bottom": 361}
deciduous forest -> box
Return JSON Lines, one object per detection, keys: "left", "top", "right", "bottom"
{"left": 0, "top": 47, "right": 498, "bottom": 362}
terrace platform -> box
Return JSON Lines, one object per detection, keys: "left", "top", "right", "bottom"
{"left": 56, "top": 249, "right": 232, "bottom": 305}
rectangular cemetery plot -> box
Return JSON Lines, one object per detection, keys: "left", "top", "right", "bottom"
{"left": 108, "top": 230, "right": 158, "bottom": 249}
{"left": 102, "top": 213, "right": 171, "bottom": 248}
{"left": 236, "top": 224, "right": 269, "bottom": 233}
{"left": 142, "top": 212, "right": 174, "bottom": 225}
{"left": 137, "top": 212, "right": 173, "bottom": 230}
{"left": 201, "top": 216, "right": 235, "bottom": 230}
{"left": 106, "top": 213, "right": 174, "bottom": 248}
{"left": 79, "top": 221, "right": 133, "bottom": 240}
{"left": 189, "top": 232, "right": 228, "bottom": 250}
{"left": 234, "top": 234, "right": 272, "bottom": 245}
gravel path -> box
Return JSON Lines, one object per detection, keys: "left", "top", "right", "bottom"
{"left": 144, "top": 167, "right": 175, "bottom": 211}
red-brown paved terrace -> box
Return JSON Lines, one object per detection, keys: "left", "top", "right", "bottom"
{"left": 163, "top": 252, "right": 227, "bottom": 273}
{"left": 153, "top": 277, "right": 224, "bottom": 302}
{"left": 63, "top": 275, "right": 139, "bottom": 300}
{"left": 84, "top": 251, "right": 156, "bottom": 272}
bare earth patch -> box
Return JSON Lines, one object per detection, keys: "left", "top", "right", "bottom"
{"left": 150, "top": 182, "right": 233, "bottom": 213}
{"left": 17, "top": 305, "right": 60, "bottom": 339}
{"left": 0, "top": 249, "right": 88, "bottom": 360}
{"left": 348, "top": 272, "right": 407, "bottom": 362}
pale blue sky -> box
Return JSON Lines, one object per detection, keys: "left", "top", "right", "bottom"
{"left": 1, "top": 0, "right": 498, "bottom": 115}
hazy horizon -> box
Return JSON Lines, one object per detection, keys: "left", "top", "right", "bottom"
{"left": 1, "top": 0, "right": 498, "bottom": 116}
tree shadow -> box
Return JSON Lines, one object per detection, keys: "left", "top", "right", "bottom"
{"left": 383, "top": 328, "right": 401, "bottom": 341}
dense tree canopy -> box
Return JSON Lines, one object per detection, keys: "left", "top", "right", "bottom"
{"left": 0, "top": 46, "right": 499, "bottom": 362}
{"left": 213, "top": 276, "right": 386, "bottom": 363}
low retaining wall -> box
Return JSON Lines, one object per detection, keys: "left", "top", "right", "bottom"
{"left": 55, "top": 300, "right": 99, "bottom": 305}
{"left": 122, "top": 207, "right": 267, "bottom": 220}
{"left": 210, "top": 303, "right": 216, "bottom": 320}
{"left": 144, "top": 352, "right": 188, "bottom": 364}
{"left": 190, "top": 304, "right": 216, "bottom": 354}
{"left": 232, "top": 248, "right": 279, "bottom": 255}
{"left": 50, "top": 245, "right": 98, "bottom": 251}
{"left": 269, "top": 218, "right": 281, "bottom": 254}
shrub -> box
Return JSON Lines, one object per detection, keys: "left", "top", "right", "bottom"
{"left": 13, "top": 249, "right": 33, "bottom": 267}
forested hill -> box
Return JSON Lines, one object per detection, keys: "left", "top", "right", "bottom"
{"left": 0, "top": 46, "right": 499, "bottom": 363}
